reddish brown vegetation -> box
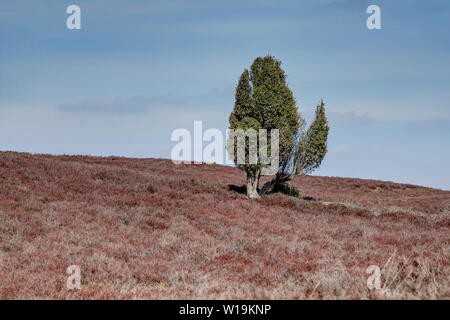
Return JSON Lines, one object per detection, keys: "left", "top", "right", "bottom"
{"left": 0, "top": 151, "right": 448, "bottom": 299}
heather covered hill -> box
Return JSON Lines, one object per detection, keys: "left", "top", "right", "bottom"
{"left": 0, "top": 151, "right": 448, "bottom": 299}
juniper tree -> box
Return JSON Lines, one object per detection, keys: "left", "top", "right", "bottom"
{"left": 228, "top": 56, "right": 300, "bottom": 199}
{"left": 296, "top": 100, "right": 329, "bottom": 175}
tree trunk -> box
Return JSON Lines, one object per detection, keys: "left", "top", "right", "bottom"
{"left": 260, "top": 173, "right": 292, "bottom": 196}
{"left": 246, "top": 169, "right": 261, "bottom": 199}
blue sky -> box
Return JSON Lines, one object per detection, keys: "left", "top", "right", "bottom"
{"left": 1, "top": 0, "right": 449, "bottom": 190}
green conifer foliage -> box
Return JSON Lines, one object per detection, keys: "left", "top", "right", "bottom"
{"left": 297, "top": 100, "right": 329, "bottom": 175}
{"left": 228, "top": 56, "right": 300, "bottom": 198}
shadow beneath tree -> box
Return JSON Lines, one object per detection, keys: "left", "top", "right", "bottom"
{"left": 228, "top": 184, "right": 316, "bottom": 201}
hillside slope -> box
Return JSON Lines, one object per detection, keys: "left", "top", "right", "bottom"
{"left": 0, "top": 151, "right": 448, "bottom": 299}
